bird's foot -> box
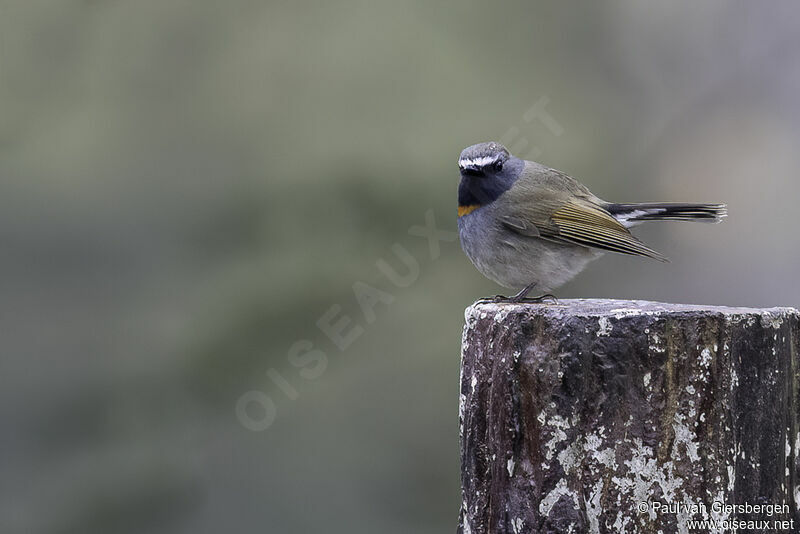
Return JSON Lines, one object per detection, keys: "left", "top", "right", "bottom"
{"left": 476, "top": 293, "right": 558, "bottom": 305}
{"left": 475, "top": 294, "right": 508, "bottom": 304}
{"left": 510, "top": 293, "right": 558, "bottom": 304}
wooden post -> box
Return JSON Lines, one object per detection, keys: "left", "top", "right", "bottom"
{"left": 458, "top": 299, "right": 799, "bottom": 534}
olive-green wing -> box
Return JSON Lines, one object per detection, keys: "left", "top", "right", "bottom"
{"left": 497, "top": 169, "right": 667, "bottom": 261}
{"left": 545, "top": 201, "right": 668, "bottom": 261}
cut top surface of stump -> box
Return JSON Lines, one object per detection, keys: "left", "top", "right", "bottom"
{"left": 466, "top": 298, "right": 798, "bottom": 322}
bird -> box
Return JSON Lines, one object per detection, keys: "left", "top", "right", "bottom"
{"left": 457, "top": 142, "right": 726, "bottom": 302}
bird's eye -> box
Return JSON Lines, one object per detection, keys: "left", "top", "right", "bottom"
{"left": 492, "top": 159, "right": 503, "bottom": 172}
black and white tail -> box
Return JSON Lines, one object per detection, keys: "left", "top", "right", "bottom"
{"left": 607, "top": 203, "right": 727, "bottom": 228}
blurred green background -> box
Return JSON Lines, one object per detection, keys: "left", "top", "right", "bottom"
{"left": 3, "top": 1, "right": 800, "bottom": 532}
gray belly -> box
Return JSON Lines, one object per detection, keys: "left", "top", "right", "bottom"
{"left": 458, "top": 206, "right": 601, "bottom": 292}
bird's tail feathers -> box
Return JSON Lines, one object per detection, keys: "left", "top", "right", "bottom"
{"left": 608, "top": 203, "right": 727, "bottom": 227}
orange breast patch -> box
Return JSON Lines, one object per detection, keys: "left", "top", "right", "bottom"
{"left": 458, "top": 204, "right": 481, "bottom": 217}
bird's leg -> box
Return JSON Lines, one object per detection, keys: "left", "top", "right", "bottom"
{"left": 476, "top": 283, "right": 558, "bottom": 304}
{"left": 509, "top": 283, "right": 537, "bottom": 301}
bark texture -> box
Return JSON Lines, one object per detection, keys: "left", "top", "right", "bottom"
{"left": 458, "top": 299, "right": 800, "bottom": 534}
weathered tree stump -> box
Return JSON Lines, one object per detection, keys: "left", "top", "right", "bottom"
{"left": 458, "top": 299, "right": 799, "bottom": 534}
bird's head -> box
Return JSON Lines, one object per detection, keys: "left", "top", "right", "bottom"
{"left": 458, "top": 142, "right": 510, "bottom": 178}
{"left": 457, "top": 142, "right": 524, "bottom": 214}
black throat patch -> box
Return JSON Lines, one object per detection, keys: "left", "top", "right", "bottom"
{"left": 457, "top": 158, "right": 523, "bottom": 213}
